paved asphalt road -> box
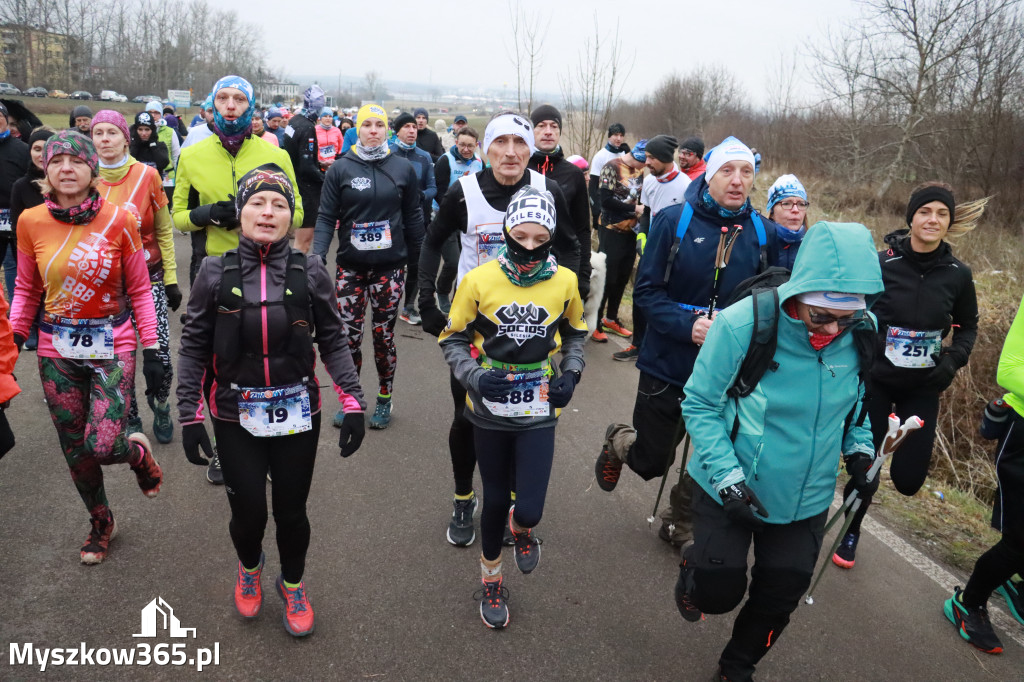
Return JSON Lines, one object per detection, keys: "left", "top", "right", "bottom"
{"left": 1, "top": 233, "right": 1021, "bottom": 681}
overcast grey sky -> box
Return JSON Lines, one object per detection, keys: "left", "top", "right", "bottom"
{"left": 236, "top": 0, "right": 863, "bottom": 106}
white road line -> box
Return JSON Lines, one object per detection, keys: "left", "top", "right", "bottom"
{"left": 863, "top": 513, "right": 1024, "bottom": 650}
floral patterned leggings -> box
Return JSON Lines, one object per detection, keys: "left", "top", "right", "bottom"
{"left": 39, "top": 352, "right": 138, "bottom": 519}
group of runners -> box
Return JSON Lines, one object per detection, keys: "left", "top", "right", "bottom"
{"left": 0, "top": 72, "right": 1020, "bottom": 679}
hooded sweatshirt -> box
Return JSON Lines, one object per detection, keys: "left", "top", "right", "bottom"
{"left": 682, "top": 222, "right": 883, "bottom": 524}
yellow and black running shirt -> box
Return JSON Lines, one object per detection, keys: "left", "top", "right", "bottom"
{"left": 440, "top": 260, "right": 587, "bottom": 367}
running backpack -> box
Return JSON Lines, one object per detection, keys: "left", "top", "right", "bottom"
{"left": 721, "top": 268, "right": 876, "bottom": 429}
{"left": 213, "top": 249, "right": 314, "bottom": 366}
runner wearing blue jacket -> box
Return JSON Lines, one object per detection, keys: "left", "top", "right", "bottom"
{"left": 595, "top": 137, "right": 781, "bottom": 547}
{"left": 677, "top": 221, "right": 883, "bottom": 681}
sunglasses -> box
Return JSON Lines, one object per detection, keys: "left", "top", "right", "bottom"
{"left": 808, "top": 309, "right": 866, "bottom": 328}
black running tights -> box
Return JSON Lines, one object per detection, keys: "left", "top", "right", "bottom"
{"left": 844, "top": 383, "right": 939, "bottom": 535}
{"left": 474, "top": 425, "right": 555, "bottom": 561}
{"left": 213, "top": 414, "right": 321, "bottom": 584}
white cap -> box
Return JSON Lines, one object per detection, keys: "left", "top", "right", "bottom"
{"left": 705, "top": 136, "right": 755, "bottom": 180}
{"left": 483, "top": 113, "right": 536, "bottom": 155}
{"left": 798, "top": 291, "right": 866, "bottom": 311}
{"left": 145, "top": 100, "right": 163, "bottom": 112}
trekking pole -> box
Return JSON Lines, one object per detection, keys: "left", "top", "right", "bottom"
{"left": 648, "top": 421, "right": 689, "bottom": 525}
{"left": 706, "top": 225, "right": 743, "bottom": 316}
{"left": 805, "top": 414, "right": 924, "bottom": 605}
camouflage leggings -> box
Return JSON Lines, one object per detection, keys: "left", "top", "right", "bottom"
{"left": 39, "top": 352, "right": 138, "bottom": 518}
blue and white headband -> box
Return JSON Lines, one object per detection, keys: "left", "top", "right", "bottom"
{"left": 767, "top": 174, "right": 808, "bottom": 213}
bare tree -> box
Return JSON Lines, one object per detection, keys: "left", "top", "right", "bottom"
{"left": 558, "top": 15, "right": 633, "bottom": 161}
{"left": 814, "top": 0, "right": 1019, "bottom": 199}
{"left": 505, "top": 1, "right": 548, "bottom": 113}
{"left": 362, "top": 70, "right": 385, "bottom": 102}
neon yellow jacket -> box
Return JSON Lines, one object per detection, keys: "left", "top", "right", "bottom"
{"left": 172, "top": 133, "right": 303, "bottom": 258}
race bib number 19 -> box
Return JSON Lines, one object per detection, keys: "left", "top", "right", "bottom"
{"left": 51, "top": 321, "right": 114, "bottom": 359}
{"left": 482, "top": 368, "right": 550, "bottom": 418}
{"left": 351, "top": 220, "right": 392, "bottom": 250}
{"left": 237, "top": 383, "right": 312, "bottom": 437}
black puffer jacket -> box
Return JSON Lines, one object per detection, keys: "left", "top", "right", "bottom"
{"left": 129, "top": 129, "right": 170, "bottom": 174}
{"left": 311, "top": 148, "right": 425, "bottom": 271}
{"left": 177, "top": 234, "right": 365, "bottom": 423}
{"left": 870, "top": 229, "right": 978, "bottom": 388}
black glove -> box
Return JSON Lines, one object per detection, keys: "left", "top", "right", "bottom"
{"left": 547, "top": 370, "right": 580, "bottom": 408}
{"left": 142, "top": 348, "right": 166, "bottom": 397}
{"left": 719, "top": 482, "right": 770, "bottom": 531}
{"left": 338, "top": 412, "right": 365, "bottom": 458}
{"left": 420, "top": 305, "right": 447, "bottom": 338}
{"left": 845, "top": 452, "right": 880, "bottom": 498}
{"left": 12, "top": 333, "right": 24, "bottom": 353}
{"left": 164, "top": 283, "right": 182, "bottom": 311}
{"left": 477, "top": 369, "right": 514, "bottom": 402}
{"left": 923, "top": 353, "right": 958, "bottom": 392}
{"left": 182, "top": 422, "right": 213, "bottom": 465}
{"left": 189, "top": 198, "right": 238, "bottom": 228}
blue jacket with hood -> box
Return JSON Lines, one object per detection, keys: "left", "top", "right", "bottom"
{"left": 634, "top": 175, "right": 781, "bottom": 388}
{"left": 682, "top": 222, "right": 883, "bottom": 524}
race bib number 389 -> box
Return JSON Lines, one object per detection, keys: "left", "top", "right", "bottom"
{"left": 237, "top": 383, "right": 312, "bottom": 437}
{"left": 351, "top": 220, "right": 392, "bottom": 250}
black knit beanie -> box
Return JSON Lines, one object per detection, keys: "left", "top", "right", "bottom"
{"left": 392, "top": 112, "right": 416, "bottom": 132}
{"left": 530, "top": 104, "right": 562, "bottom": 129}
{"left": 680, "top": 136, "right": 705, "bottom": 157}
{"left": 645, "top": 135, "right": 678, "bottom": 163}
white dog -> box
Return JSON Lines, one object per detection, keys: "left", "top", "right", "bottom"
{"left": 584, "top": 251, "right": 607, "bottom": 337}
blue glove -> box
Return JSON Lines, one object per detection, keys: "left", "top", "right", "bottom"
{"left": 547, "top": 370, "right": 580, "bottom": 408}
{"left": 477, "top": 369, "right": 514, "bottom": 402}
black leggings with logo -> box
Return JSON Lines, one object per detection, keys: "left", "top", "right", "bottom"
{"left": 213, "top": 413, "right": 321, "bottom": 584}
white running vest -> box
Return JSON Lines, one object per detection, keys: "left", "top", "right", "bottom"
{"left": 457, "top": 170, "right": 546, "bottom": 285}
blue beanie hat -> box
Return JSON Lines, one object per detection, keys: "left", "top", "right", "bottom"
{"left": 320, "top": 107, "right": 334, "bottom": 118}
{"left": 630, "top": 139, "right": 648, "bottom": 163}
{"left": 211, "top": 75, "right": 254, "bottom": 134}
{"left": 766, "top": 174, "right": 808, "bottom": 213}
{"left": 413, "top": 107, "right": 428, "bottom": 119}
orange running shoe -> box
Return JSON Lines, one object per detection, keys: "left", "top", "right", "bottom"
{"left": 602, "top": 318, "right": 633, "bottom": 338}
{"left": 276, "top": 576, "right": 315, "bottom": 637}
{"left": 129, "top": 433, "right": 162, "bottom": 498}
{"left": 235, "top": 553, "right": 264, "bottom": 618}
{"left": 80, "top": 510, "right": 117, "bottom": 565}
{"left": 591, "top": 330, "right": 609, "bottom": 343}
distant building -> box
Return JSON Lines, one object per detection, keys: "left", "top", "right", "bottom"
{"left": 0, "top": 24, "right": 81, "bottom": 89}
{"left": 259, "top": 81, "right": 300, "bottom": 104}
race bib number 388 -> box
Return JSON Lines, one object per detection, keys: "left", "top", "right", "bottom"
{"left": 237, "top": 383, "right": 312, "bottom": 437}
{"left": 482, "top": 368, "right": 550, "bottom": 418}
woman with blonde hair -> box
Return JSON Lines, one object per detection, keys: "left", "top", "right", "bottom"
{"left": 833, "top": 181, "right": 987, "bottom": 569}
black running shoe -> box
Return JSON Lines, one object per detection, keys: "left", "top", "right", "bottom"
{"left": 595, "top": 424, "right": 623, "bottom": 492}
{"left": 996, "top": 580, "right": 1024, "bottom": 626}
{"left": 944, "top": 586, "right": 1003, "bottom": 654}
{"left": 509, "top": 509, "right": 540, "bottom": 574}
{"left": 832, "top": 532, "right": 858, "bottom": 569}
{"left": 207, "top": 450, "right": 224, "bottom": 485}
{"left": 477, "top": 578, "right": 510, "bottom": 629}
{"left": 675, "top": 560, "right": 704, "bottom": 622}
{"left": 446, "top": 495, "right": 477, "bottom": 547}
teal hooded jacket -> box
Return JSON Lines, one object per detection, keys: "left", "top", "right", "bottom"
{"left": 682, "top": 222, "right": 885, "bottom": 524}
